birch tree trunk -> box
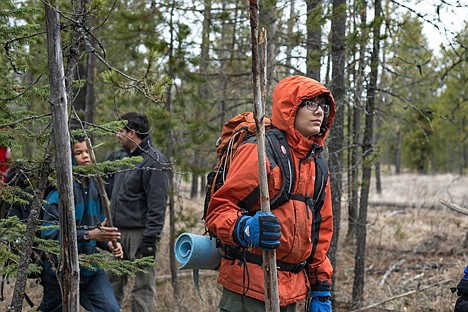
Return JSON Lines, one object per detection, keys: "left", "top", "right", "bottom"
{"left": 352, "top": 0, "right": 382, "bottom": 307}
{"left": 44, "top": 2, "right": 80, "bottom": 311}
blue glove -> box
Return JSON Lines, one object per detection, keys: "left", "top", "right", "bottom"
{"left": 309, "top": 291, "right": 331, "bottom": 312}
{"left": 234, "top": 211, "right": 281, "bottom": 250}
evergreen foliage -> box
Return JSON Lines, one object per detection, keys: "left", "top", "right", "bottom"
{"left": 0, "top": 0, "right": 466, "bottom": 308}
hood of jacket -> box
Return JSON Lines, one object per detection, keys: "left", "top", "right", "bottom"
{"left": 272, "top": 75, "right": 336, "bottom": 157}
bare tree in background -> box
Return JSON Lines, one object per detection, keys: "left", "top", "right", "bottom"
{"left": 352, "top": 0, "right": 382, "bottom": 307}
{"left": 328, "top": 0, "right": 346, "bottom": 300}
{"left": 306, "top": 0, "right": 323, "bottom": 80}
{"left": 347, "top": 0, "right": 367, "bottom": 241}
{"left": 259, "top": 0, "right": 277, "bottom": 94}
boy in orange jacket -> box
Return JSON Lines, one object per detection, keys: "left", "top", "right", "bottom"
{"left": 206, "top": 76, "right": 335, "bottom": 311}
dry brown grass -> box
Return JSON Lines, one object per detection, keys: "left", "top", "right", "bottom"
{"left": 1, "top": 173, "right": 467, "bottom": 311}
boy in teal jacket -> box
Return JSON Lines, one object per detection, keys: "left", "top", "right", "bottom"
{"left": 40, "top": 137, "right": 123, "bottom": 312}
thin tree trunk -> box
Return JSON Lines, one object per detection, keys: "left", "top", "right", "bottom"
{"left": 250, "top": 1, "right": 279, "bottom": 311}
{"left": 395, "top": 130, "right": 401, "bottom": 174}
{"left": 306, "top": 0, "right": 323, "bottom": 80}
{"left": 259, "top": 0, "right": 277, "bottom": 95}
{"left": 190, "top": 172, "right": 199, "bottom": 199}
{"left": 191, "top": 0, "right": 212, "bottom": 199}
{"left": 45, "top": 1, "right": 80, "bottom": 310}
{"left": 284, "top": 2, "right": 295, "bottom": 75}
{"left": 352, "top": 0, "right": 382, "bottom": 308}
{"left": 166, "top": 0, "right": 180, "bottom": 306}
{"left": 64, "top": 0, "right": 85, "bottom": 104}
{"left": 348, "top": 0, "right": 367, "bottom": 240}
{"left": 348, "top": 104, "right": 361, "bottom": 240}
{"left": 85, "top": 16, "right": 96, "bottom": 124}
{"left": 462, "top": 118, "right": 467, "bottom": 175}
{"left": 9, "top": 166, "right": 51, "bottom": 312}
{"left": 219, "top": 0, "right": 240, "bottom": 123}
{"left": 328, "top": 0, "right": 346, "bottom": 302}
{"left": 375, "top": 101, "right": 382, "bottom": 194}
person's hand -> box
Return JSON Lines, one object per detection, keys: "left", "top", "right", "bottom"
{"left": 108, "top": 241, "right": 124, "bottom": 259}
{"left": 88, "top": 226, "right": 121, "bottom": 242}
{"left": 308, "top": 291, "right": 332, "bottom": 312}
{"left": 234, "top": 211, "right": 281, "bottom": 250}
{"left": 135, "top": 237, "right": 156, "bottom": 258}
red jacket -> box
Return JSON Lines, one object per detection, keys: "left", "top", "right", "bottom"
{"left": 206, "top": 76, "right": 336, "bottom": 306}
{"left": 0, "top": 146, "right": 10, "bottom": 183}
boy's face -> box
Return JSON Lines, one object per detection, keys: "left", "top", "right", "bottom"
{"left": 294, "top": 99, "right": 327, "bottom": 138}
{"left": 72, "top": 141, "right": 91, "bottom": 166}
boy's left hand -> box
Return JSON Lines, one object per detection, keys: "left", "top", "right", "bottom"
{"left": 108, "top": 241, "right": 124, "bottom": 259}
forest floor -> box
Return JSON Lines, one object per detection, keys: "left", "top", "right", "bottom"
{"left": 1, "top": 173, "right": 467, "bottom": 311}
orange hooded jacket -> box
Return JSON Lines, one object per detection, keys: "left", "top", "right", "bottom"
{"left": 206, "top": 75, "right": 336, "bottom": 306}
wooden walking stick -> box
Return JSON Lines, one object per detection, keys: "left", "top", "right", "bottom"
{"left": 84, "top": 138, "right": 118, "bottom": 250}
{"left": 249, "top": 1, "right": 280, "bottom": 311}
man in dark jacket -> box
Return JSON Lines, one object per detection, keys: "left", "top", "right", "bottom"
{"left": 108, "top": 112, "right": 169, "bottom": 312}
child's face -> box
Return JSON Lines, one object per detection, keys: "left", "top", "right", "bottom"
{"left": 72, "top": 141, "right": 91, "bottom": 166}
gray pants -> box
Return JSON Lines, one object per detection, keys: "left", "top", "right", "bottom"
{"left": 219, "top": 287, "right": 297, "bottom": 312}
{"left": 109, "top": 228, "right": 157, "bottom": 312}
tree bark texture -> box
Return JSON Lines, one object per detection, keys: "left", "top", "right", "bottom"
{"left": 352, "top": 0, "right": 382, "bottom": 308}
{"left": 191, "top": 0, "right": 212, "bottom": 199}
{"left": 64, "top": 0, "right": 85, "bottom": 104}
{"left": 259, "top": 0, "right": 276, "bottom": 95}
{"left": 306, "top": 0, "right": 323, "bottom": 80}
{"left": 250, "top": 1, "right": 280, "bottom": 310}
{"left": 328, "top": 0, "right": 346, "bottom": 295}
{"left": 166, "top": 1, "right": 180, "bottom": 303}
{"left": 85, "top": 16, "right": 96, "bottom": 124}
{"left": 44, "top": 2, "right": 80, "bottom": 311}
{"left": 347, "top": 0, "right": 367, "bottom": 240}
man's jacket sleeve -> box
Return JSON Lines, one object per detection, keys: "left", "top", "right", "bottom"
{"left": 143, "top": 162, "right": 168, "bottom": 240}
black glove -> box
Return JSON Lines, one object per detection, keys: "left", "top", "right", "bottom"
{"left": 135, "top": 237, "right": 157, "bottom": 258}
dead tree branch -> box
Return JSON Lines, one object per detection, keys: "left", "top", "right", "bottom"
{"left": 350, "top": 279, "right": 452, "bottom": 311}
{"left": 440, "top": 199, "right": 468, "bottom": 216}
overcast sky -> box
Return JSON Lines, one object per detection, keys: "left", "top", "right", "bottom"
{"left": 409, "top": 0, "right": 468, "bottom": 52}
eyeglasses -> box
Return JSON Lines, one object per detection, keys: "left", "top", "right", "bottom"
{"left": 301, "top": 99, "right": 330, "bottom": 114}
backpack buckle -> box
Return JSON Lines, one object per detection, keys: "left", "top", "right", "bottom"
{"left": 290, "top": 261, "right": 307, "bottom": 274}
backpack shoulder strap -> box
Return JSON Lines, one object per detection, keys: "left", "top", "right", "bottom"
{"left": 219, "top": 128, "right": 328, "bottom": 213}
{"left": 235, "top": 128, "right": 293, "bottom": 211}
{"left": 313, "top": 152, "right": 328, "bottom": 209}
{"left": 265, "top": 128, "right": 295, "bottom": 209}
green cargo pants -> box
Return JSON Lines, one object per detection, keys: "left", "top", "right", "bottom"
{"left": 219, "top": 287, "right": 297, "bottom": 312}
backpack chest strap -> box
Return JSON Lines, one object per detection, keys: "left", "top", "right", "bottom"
{"left": 288, "top": 193, "right": 316, "bottom": 209}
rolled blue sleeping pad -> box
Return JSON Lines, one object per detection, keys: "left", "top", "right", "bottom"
{"left": 175, "top": 233, "right": 221, "bottom": 300}
{"left": 175, "top": 232, "right": 221, "bottom": 270}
